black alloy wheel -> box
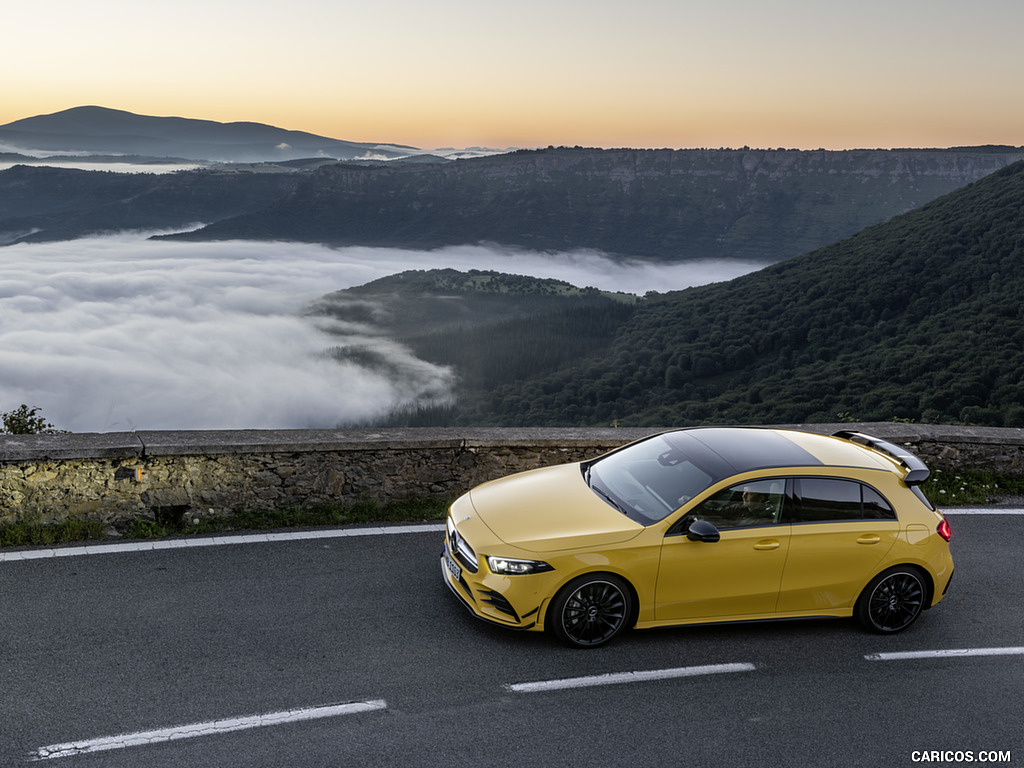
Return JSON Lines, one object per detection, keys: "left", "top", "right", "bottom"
{"left": 551, "top": 574, "right": 633, "bottom": 648}
{"left": 856, "top": 567, "right": 926, "bottom": 633}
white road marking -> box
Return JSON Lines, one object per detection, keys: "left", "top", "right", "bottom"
{"left": 2, "top": 508, "right": 1020, "bottom": 563}
{"left": 0, "top": 524, "right": 445, "bottom": 562}
{"left": 31, "top": 700, "right": 387, "bottom": 761}
{"left": 505, "top": 662, "right": 756, "bottom": 693}
{"left": 865, "top": 647, "right": 1024, "bottom": 661}
{"left": 941, "top": 508, "right": 1024, "bottom": 515}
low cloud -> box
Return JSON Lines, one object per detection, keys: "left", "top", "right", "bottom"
{"left": 0, "top": 235, "right": 766, "bottom": 432}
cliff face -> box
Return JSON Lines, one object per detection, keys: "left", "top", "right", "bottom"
{"left": 7, "top": 145, "right": 1023, "bottom": 258}
{"left": 175, "top": 146, "right": 1024, "bottom": 261}
{"left": 0, "top": 165, "right": 301, "bottom": 245}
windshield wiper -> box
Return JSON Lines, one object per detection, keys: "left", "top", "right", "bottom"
{"left": 588, "top": 480, "right": 629, "bottom": 516}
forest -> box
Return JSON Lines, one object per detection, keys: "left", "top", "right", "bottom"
{"left": 167, "top": 146, "right": 1024, "bottom": 263}
{"left": 348, "top": 161, "right": 1024, "bottom": 429}
{"left": 6, "top": 145, "right": 1022, "bottom": 256}
{"left": 310, "top": 269, "right": 637, "bottom": 424}
{"left": 0, "top": 165, "right": 299, "bottom": 245}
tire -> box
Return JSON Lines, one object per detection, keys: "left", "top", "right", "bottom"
{"left": 855, "top": 566, "right": 927, "bottom": 633}
{"left": 550, "top": 574, "right": 634, "bottom": 648}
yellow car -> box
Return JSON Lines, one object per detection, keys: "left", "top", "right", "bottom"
{"left": 441, "top": 428, "right": 953, "bottom": 647}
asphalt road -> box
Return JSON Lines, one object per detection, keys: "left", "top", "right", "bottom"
{"left": 1, "top": 512, "right": 1021, "bottom": 768}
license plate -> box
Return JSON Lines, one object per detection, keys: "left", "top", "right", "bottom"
{"left": 444, "top": 550, "right": 462, "bottom": 581}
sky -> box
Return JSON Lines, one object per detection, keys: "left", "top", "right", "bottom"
{"left": 3, "top": 0, "right": 1022, "bottom": 151}
{"left": 0, "top": 236, "right": 764, "bottom": 432}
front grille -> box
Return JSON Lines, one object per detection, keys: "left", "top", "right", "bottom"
{"left": 447, "top": 519, "right": 478, "bottom": 573}
{"left": 481, "top": 589, "right": 519, "bottom": 620}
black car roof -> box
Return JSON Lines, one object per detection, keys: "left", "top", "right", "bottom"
{"left": 663, "top": 428, "right": 824, "bottom": 481}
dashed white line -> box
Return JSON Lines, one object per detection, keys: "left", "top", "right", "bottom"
{"left": 0, "top": 524, "right": 445, "bottom": 562}
{"left": 865, "top": 646, "right": 1024, "bottom": 661}
{"left": 31, "top": 700, "right": 387, "bottom": 761}
{"left": 505, "top": 662, "right": 757, "bottom": 693}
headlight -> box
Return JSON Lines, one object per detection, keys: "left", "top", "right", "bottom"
{"left": 486, "top": 556, "right": 554, "bottom": 575}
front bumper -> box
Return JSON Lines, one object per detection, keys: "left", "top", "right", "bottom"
{"left": 440, "top": 537, "right": 544, "bottom": 630}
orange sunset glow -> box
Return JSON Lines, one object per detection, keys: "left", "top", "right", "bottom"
{"left": 2, "top": 0, "right": 1022, "bottom": 151}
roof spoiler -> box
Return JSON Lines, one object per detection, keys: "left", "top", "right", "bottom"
{"left": 832, "top": 430, "right": 931, "bottom": 485}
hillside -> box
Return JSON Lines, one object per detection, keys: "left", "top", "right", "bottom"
{"left": 374, "top": 161, "right": 1024, "bottom": 428}
{"left": 5, "top": 143, "right": 1023, "bottom": 253}
{"left": 309, "top": 269, "right": 637, "bottom": 424}
{"left": 0, "top": 165, "right": 300, "bottom": 245}
{"left": 168, "top": 146, "right": 1024, "bottom": 262}
{"left": 311, "top": 268, "right": 635, "bottom": 333}
{"left": 0, "top": 106, "right": 413, "bottom": 162}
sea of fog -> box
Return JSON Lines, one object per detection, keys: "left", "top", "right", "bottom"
{"left": 0, "top": 160, "right": 208, "bottom": 173}
{"left": 0, "top": 235, "right": 767, "bottom": 432}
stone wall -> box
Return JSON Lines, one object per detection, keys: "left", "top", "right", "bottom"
{"left": 2, "top": 424, "right": 1024, "bottom": 528}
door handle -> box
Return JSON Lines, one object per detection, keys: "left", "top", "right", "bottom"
{"left": 753, "top": 540, "right": 780, "bottom": 550}
{"left": 857, "top": 534, "right": 881, "bottom": 545}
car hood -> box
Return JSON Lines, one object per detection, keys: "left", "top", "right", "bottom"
{"left": 467, "top": 463, "right": 643, "bottom": 553}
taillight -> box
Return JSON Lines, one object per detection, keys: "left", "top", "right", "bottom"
{"left": 937, "top": 518, "right": 952, "bottom": 542}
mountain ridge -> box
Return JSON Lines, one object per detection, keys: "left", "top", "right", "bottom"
{"left": 166, "top": 145, "right": 1024, "bottom": 262}
{"left": 0, "top": 164, "right": 301, "bottom": 245}
{"left": 0, "top": 106, "right": 415, "bottom": 162}
{"left": 4, "top": 106, "right": 1023, "bottom": 257}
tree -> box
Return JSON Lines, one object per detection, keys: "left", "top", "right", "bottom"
{"left": 1, "top": 404, "right": 64, "bottom": 434}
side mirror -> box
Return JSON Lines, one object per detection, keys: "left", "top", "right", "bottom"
{"left": 686, "top": 519, "right": 721, "bottom": 543}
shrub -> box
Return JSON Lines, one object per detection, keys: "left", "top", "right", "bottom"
{"left": 1, "top": 404, "right": 64, "bottom": 435}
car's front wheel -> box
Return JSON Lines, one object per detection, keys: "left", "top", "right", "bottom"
{"left": 550, "top": 574, "right": 633, "bottom": 648}
{"left": 855, "top": 566, "right": 927, "bottom": 633}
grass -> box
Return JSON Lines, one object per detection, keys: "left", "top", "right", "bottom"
{"left": 1, "top": 469, "right": 1021, "bottom": 550}
{"left": 920, "top": 468, "right": 1024, "bottom": 506}
{"left": 0, "top": 518, "right": 110, "bottom": 548}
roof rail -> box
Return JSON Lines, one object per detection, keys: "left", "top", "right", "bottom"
{"left": 832, "top": 430, "right": 930, "bottom": 485}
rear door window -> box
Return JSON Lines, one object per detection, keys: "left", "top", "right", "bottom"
{"left": 789, "top": 478, "right": 896, "bottom": 522}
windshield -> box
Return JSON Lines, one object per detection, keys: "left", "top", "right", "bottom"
{"left": 584, "top": 432, "right": 717, "bottom": 525}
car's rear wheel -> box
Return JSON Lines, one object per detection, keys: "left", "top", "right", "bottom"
{"left": 550, "top": 574, "right": 633, "bottom": 648}
{"left": 855, "top": 566, "right": 926, "bottom": 633}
